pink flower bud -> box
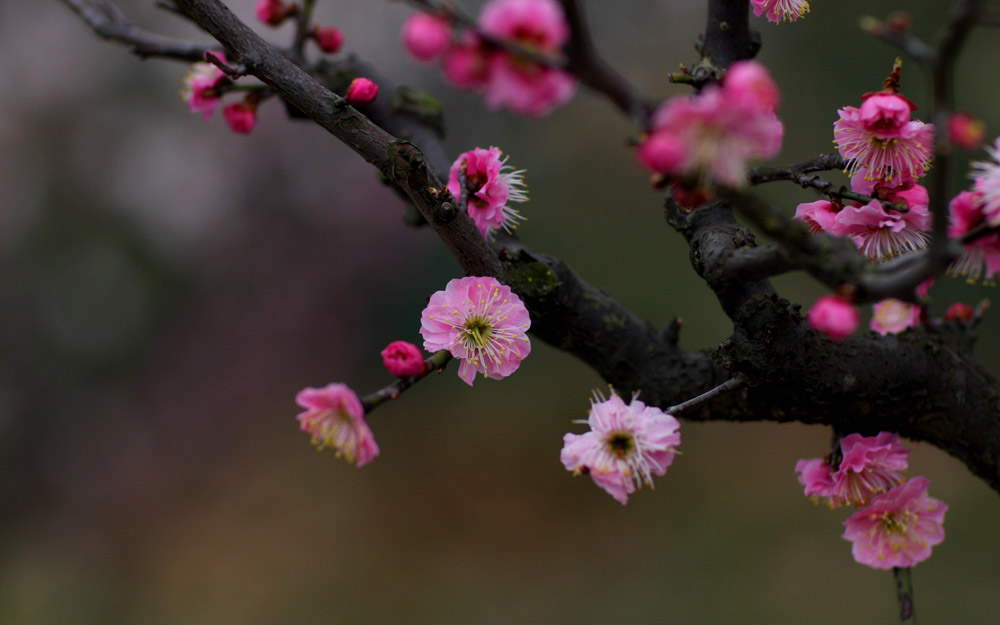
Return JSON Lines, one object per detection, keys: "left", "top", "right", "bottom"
{"left": 346, "top": 77, "right": 378, "bottom": 106}
{"left": 313, "top": 26, "right": 344, "bottom": 54}
{"left": 945, "top": 302, "right": 974, "bottom": 322}
{"left": 381, "top": 341, "right": 427, "bottom": 378}
{"left": 636, "top": 132, "right": 686, "bottom": 175}
{"left": 223, "top": 101, "right": 257, "bottom": 134}
{"left": 807, "top": 295, "right": 859, "bottom": 341}
{"left": 402, "top": 13, "right": 451, "bottom": 62}
{"left": 255, "top": 0, "right": 289, "bottom": 27}
{"left": 947, "top": 111, "right": 985, "bottom": 151}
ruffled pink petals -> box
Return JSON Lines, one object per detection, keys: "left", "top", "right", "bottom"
{"left": 807, "top": 295, "right": 859, "bottom": 341}
{"left": 751, "top": 0, "right": 810, "bottom": 23}
{"left": 947, "top": 190, "right": 1000, "bottom": 282}
{"left": 561, "top": 389, "right": 681, "bottom": 505}
{"left": 794, "top": 199, "right": 843, "bottom": 235}
{"left": 842, "top": 477, "right": 947, "bottom": 569}
{"left": 795, "top": 432, "right": 909, "bottom": 508}
{"left": 419, "top": 276, "right": 531, "bottom": 386}
{"left": 296, "top": 383, "right": 379, "bottom": 467}
{"left": 181, "top": 57, "right": 228, "bottom": 120}
{"left": 971, "top": 138, "right": 1000, "bottom": 226}
{"left": 834, "top": 104, "right": 934, "bottom": 184}
{"left": 835, "top": 197, "right": 930, "bottom": 262}
{"left": 447, "top": 146, "right": 527, "bottom": 237}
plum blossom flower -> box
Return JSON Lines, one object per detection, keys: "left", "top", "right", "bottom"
{"left": 447, "top": 146, "right": 527, "bottom": 237}
{"left": 313, "top": 26, "right": 344, "bottom": 54}
{"left": 296, "top": 383, "right": 379, "bottom": 467}
{"left": 871, "top": 299, "right": 922, "bottom": 335}
{"left": 181, "top": 56, "right": 228, "bottom": 120}
{"left": 256, "top": 0, "right": 290, "bottom": 26}
{"left": 561, "top": 389, "right": 681, "bottom": 505}
{"left": 441, "top": 33, "right": 491, "bottom": 89}
{"left": 948, "top": 111, "right": 985, "bottom": 151}
{"left": 971, "top": 138, "right": 1000, "bottom": 226}
{"left": 637, "top": 60, "right": 783, "bottom": 189}
{"left": 381, "top": 341, "right": 427, "bottom": 378}
{"left": 794, "top": 199, "right": 844, "bottom": 235}
{"left": 842, "top": 476, "right": 947, "bottom": 569}
{"left": 947, "top": 190, "right": 1000, "bottom": 282}
{"left": 402, "top": 12, "right": 452, "bottom": 62}
{"left": 751, "top": 0, "right": 810, "bottom": 24}
{"left": 420, "top": 276, "right": 531, "bottom": 386}
{"left": 807, "top": 295, "right": 859, "bottom": 341}
{"left": 223, "top": 101, "right": 257, "bottom": 135}
{"left": 834, "top": 93, "right": 934, "bottom": 184}
{"left": 835, "top": 181, "right": 931, "bottom": 262}
{"left": 346, "top": 77, "right": 378, "bottom": 106}
{"left": 795, "top": 432, "right": 909, "bottom": 508}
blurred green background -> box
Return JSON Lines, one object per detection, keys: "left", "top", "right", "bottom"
{"left": 2, "top": 1, "right": 999, "bottom": 623}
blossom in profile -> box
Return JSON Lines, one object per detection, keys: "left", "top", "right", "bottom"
{"left": 871, "top": 299, "right": 922, "bottom": 335}
{"left": 807, "top": 295, "right": 859, "bottom": 341}
{"left": 834, "top": 182, "right": 931, "bottom": 262}
{"left": 420, "top": 276, "right": 531, "bottom": 386}
{"left": 477, "top": 0, "right": 576, "bottom": 116}
{"left": 751, "top": 0, "right": 810, "bottom": 24}
{"left": 223, "top": 101, "right": 257, "bottom": 135}
{"left": 346, "top": 77, "right": 378, "bottom": 106}
{"left": 637, "top": 60, "right": 783, "bottom": 188}
{"left": 561, "top": 389, "right": 681, "bottom": 505}
{"left": 794, "top": 199, "right": 843, "bottom": 235}
{"left": 842, "top": 476, "right": 947, "bottom": 569}
{"left": 296, "top": 383, "right": 379, "bottom": 467}
{"left": 834, "top": 93, "right": 934, "bottom": 184}
{"left": 381, "top": 341, "right": 427, "bottom": 378}
{"left": 313, "top": 26, "right": 344, "bottom": 54}
{"left": 181, "top": 57, "right": 228, "bottom": 120}
{"left": 796, "top": 432, "right": 909, "bottom": 508}
{"left": 402, "top": 12, "right": 452, "bottom": 62}
{"left": 947, "top": 190, "right": 1000, "bottom": 282}
{"left": 971, "top": 138, "right": 1000, "bottom": 226}
{"left": 447, "top": 146, "right": 527, "bottom": 237}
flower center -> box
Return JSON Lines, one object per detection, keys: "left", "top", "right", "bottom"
{"left": 463, "top": 316, "right": 494, "bottom": 349}
{"left": 606, "top": 431, "right": 635, "bottom": 458}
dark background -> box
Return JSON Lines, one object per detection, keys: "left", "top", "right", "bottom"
{"left": 2, "top": 1, "right": 999, "bottom": 623}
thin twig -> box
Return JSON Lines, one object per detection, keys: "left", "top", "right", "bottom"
{"left": 362, "top": 350, "right": 453, "bottom": 413}
{"left": 666, "top": 377, "right": 744, "bottom": 415}
{"left": 60, "top": 0, "right": 211, "bottom": 61}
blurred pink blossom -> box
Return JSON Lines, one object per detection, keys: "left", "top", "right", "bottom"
{"left": 296, "top": 383, "right": 379, "bottom": 467}
{"left": 871, "top": 299, "right": 922, "bottom": 335}
{"left": 402, "top": 12, "right": 452, "bottom": 62}
{"left": 807, "top": 295, "right": 859, "bottom": 341}
{"left": 751, "top": 0, "right": 810, "bottom": 23}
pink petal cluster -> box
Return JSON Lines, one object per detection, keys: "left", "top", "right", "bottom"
{"left": 381, "top": 341, "right": 427, "bottom": 378}
{"left": 806, "top": 295, "right": 859, "bottom": 341}
{"left": 420, "top": 276, "right": 531, "bottom": 386}
{"left": 223, "top": 101, "right": 257, "bottom": 135}
{"left": 296, "top": 383, "right": 379, "bottom": 467}
{"left": 842, "top": 476, "right": 947, "bottom": 569}
{"left": 346, "top": 77, "right": 378, "bottom": 106}
{"left": 402, "top": 13, "right": 452, "bottom": 62}
{"left": 871, "top": 299, "right": 922, "bottom": 335}
{"left": 947, "top": 190, "right": 1000, "bottom": 282}
{"left": 181, "top": 55, "right": 228, "bottom": 120}
{"left": 971, "top": 137, "right": 1000, "bottom": 226}
{"left": 407, "top": 0, "right": 577, "bottom": 116}
{"left": 561, "top": 389, "right": 681, "bottom": 505}
{"left": 751, "top": 0, "right": 810, "bottom": 24}
{"left": 834, "top": 92, "right": 934, "bottom": 185}
{"left": 313, "top": 26, "right": 344, "bottom": 54}
{"left": 795, "top": 432, "right": 908, "bottom": 508}
{"left": 637, "top": 60, "right": 783, "bottom": 188}
{"left": 447, "top": 146, "right": 527, "bottom": 237}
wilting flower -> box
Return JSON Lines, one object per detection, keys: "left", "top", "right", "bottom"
{"left": 842, "top": 476, "right": 947, "bottom": 569}
{"left": 751, "top": 0, "right": 810, "bottom": 24}
{"left": 402, "top": 12, "right": 452, "bottom": 62}
{"left": 834, "top": 93, "right": 934, "bottom": 184}
{"left": 947, "top": 190, "right": 1000, "bottom": 282}
{"left": 447, "top": 146, "right": 528, "bottom": 237}
{"left": 807, "top": 295, "right": 859, "bottom": 341}
{"left": 295, "top": 383, "right": 379, "bottom": 467}
{"left": 871, "top": 299, "right": 922, "bottom": 335}
{"left": 181, "top": 55, "right": 228, "bottom": 120}
{"left": 381, "top": 341, "right": 427, "bottom": 378}
{"left": 561, "top": 389, "right": 681, "bottom": 505}
{"left": 420, "top": 276, "right": 531, "bottom": 386}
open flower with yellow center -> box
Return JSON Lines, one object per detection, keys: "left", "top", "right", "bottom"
{"left": 561, "top": 389, "right": 681, "bottom": 505}
{"left": 295, "top": 383, "right": 379, "bottom": 467}
{"left": 420, "top": 276, "right": 531, "bottom": 386}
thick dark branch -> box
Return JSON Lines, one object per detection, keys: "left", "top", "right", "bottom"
{"left": 60, "top": 0, "right": 210, "bottom": 61}
{"left": 695, "top": 0, "right": 758, "bottom": 82}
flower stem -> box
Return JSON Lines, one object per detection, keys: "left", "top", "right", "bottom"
{"left": 893, "top": 566, "right": 916, "bottom": 624}
{"left": 362, "top": 349, "right": 453, "bottom": 413}
{"left": 666, "top": 377, "right": 743, "bottom": 416}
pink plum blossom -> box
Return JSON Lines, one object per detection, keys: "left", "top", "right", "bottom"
{"left": 871, "top": 299, "right": 922, "bottom": 335}
{"left": 971, "top": 137, "right": 1000, "bottom": 226}
{"left": 296, "top": 383, "right": 379, "bottom": 467}
{"left": 223, "top": 101, "right": 257, "bottom": 135}
{"left": 947, "top": 111, "right": 985, "bottom": 151}
{"left": 441, "top": 33, "right": 491, "bottom": 89}
{"left": 947, "top": 190, "right": 1000, "bottom": 282}
{"left": 834, "top": 181, "right": 931, "bottom": 262}
{"left": 796, "top": 432, "right": 909, "bottom": 508}
{"left": 381, "top": 341, "right": 427, "bottom": 378}
{"left": 447, "top": 146, "right": 528, "bottom": 237}
{"left": 420, "top": 276, "right": 531, "bottom": 386}
{"left": 794, "top": 199, "right": 844, "bottom": 235}
{"left": 751, "top": 0, "right": 810, "bottom": 23}
{"left": 807, "top": 295, "right": 859, "bottom": 341}
{"left": 402, "top": 12, "right": 452, "bottom": 62}
{"left": 842, "top": 476, "right": 947, "bottom": 569}
{"left": 346, "top": 77, "right": 378, "bottom": 106}
{"left": 313, "top": 26, "right": 344, "bottom": 54}
{"left": 255, "top": 0, "right": 290, "bottom": 26}
{"left": 561, "top": 389, "right": 681, "bottom": 505}
{"left": 181, "top": 56, "right": 228, "bottom": 120}
{"left": 637, "top": 61, "right": 783, "bottom": 188}
{"left": 834, "top": 95, "right": 934, "bottom": 184}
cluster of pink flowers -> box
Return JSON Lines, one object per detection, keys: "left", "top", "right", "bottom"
{"left": 181, "top": 53, "right": 260, "bottom": 135}
{"left": 420, "top": 276, "right": 531, "bottom": 386}
{"left": 561, "top": 389, "right": 681, "bottom": 505}
{"left": 795, "top": 432, "right": 947, "bottom": 570}
{"left": 636, "top": 61, "right": 783, "bottom": 203}
{"left": 401, "top": 0, "right": 577, "bottom": 116}
{"left": 447, "top": 146, "right": 528, "bottom": 237}
{"left": 296, "top": 383, "right": 379, "bottom": 467}
{"left": 751, "top": 0, "right": 811, "bottom": 24}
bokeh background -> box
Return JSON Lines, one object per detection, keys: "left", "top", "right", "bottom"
{"left": 3, "top": 1, "right": 1000, "bottom": 623}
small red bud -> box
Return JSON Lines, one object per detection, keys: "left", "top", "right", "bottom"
{"left": 346, "top": 77, "right": 378, "bottom": 106}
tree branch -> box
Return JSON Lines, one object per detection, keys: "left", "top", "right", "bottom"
{"left": 60, "top": 0, "right": 211, "bottom": 61}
